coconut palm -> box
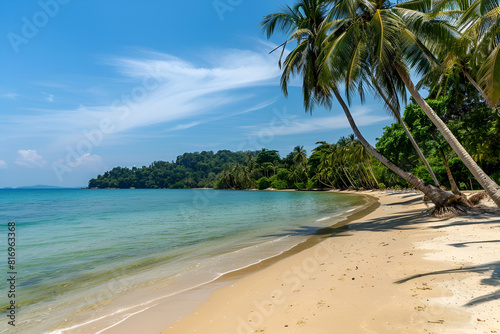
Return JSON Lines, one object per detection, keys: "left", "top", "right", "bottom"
{"left": 432, "top": 0, "right": 500, "bottom": 106}
{"left": 314, "top": 142, "right": 347, "bottom": 188}
{"left": 261, "top": 0, "right": 464, "bottom": 210}
{"left": 347, "top": 138, "right": 380, "bottom": 188}
{"left": 321, "top": 0, "right": 500, "bottom": 206}
{"left": 366, "top": 65, "right": 441, "bottom": 187}
{"left": 292, "top": 145, "right": 308, "bottom": 166}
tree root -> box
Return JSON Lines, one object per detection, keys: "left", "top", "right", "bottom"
{"left": 468, "top": 191, "right": 489, "bottom": 205}
{"left": 429, "top": 194, "right": 472, "bottom": 218}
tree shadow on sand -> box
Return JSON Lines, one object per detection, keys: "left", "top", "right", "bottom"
{"left": 261, "top": 197, "right": 500, "bottom": 307}
{"left": 395, "top": 260, "right": 500, "bottom": 306}
{"left": 263, "top": 208, "right": 434, "bottom": 238}
{"left": 263, "top": 203, "right": 500, "bottom": 238}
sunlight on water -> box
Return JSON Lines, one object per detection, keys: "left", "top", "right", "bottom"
{"left": 0, "top": 189, "right": 365, "bottom": 333}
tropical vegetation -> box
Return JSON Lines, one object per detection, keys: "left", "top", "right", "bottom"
{"left": 259, "top": 0, "right": 500, "bottom": 209}
{"left": 90, "top": 0, "right": 500, "bottom": 213}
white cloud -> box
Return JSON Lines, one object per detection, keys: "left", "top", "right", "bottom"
{"left": 42, "top": 92, "right": 54, "bottom": 102}
{"left": 0, "top": 160, "right": 7, "bottom": 169}
{"left": 15, "top": 150, "right": 46, "bottom": 168}
{"left": 243, "top": 106, "right": 391, "bottom": 137}
{"left": 167, "top": 98, "right": 278, "bottom": 132}
{"left": 6, "top": 48, "right": 283, "bottom": 145}
{"left": 169, "top": 121, "right": 202, "bottom": 131}
{"left": 73, "top": 153, "right": 102, "bottom": 166}
{"left": 3, "top": 92, "right": 20, "bottom": 100}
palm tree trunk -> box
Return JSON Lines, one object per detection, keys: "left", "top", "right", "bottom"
{"left": 367, "top": 162, "right": 380, "bottom": 188}
{"left": 335, "top": 166, "right": 349, "bottom": 189}
{"left": 396, "top": 67, "right": 500, "bottom": 207}
{"left": 318, "top": 178, "right": 335, "bottom": 188}
{"left": 372, "top": 80, "right": 440, "bottom": 187}
{"left": 462, "top": 67, "right": 493, "bottom": 108}
{"left": 399, "top": 118, "right": 440, "bottom": 187}
{"left": 331, "top": 87, "right": 458, "bottom": 207}
{"left": 438, "top": 147, "right": 461, "bottom": 195}
{"left": 342, "top": 165, "right": 357, "bottom": 189}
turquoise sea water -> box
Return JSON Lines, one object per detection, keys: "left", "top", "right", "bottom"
{"left": 0, "top": 189, "right": 366, "bottom": 333}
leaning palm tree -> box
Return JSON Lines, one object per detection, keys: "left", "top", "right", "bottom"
{"left": 367, "top": 62, "right": 441, "bottom": 187}
{"left": 432, "top": 0, "right": 500, "bottom": 106}
{"left": 322, "top": 0, "right": 500, "bottom": 206}
{"left": 261, "top": 0, "right": 466, "bottom": 211}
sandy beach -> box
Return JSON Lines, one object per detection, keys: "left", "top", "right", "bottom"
{"left": 159, "top": 191, "right": 500, "bottom": 334}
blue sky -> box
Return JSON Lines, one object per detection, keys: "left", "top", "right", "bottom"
{"left": 0, "top": 0, "right": 396, "bottom": 188}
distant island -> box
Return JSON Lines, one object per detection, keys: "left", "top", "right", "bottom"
{"left": 13, "top": 185, "right": 68, "bottom": 190}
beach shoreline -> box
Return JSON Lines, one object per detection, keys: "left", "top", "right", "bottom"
{"left": 156, "top": 190, "right": 500, "bottom": 334}
{"left": 91, "top": 191, "right": 378, "bottom": 334}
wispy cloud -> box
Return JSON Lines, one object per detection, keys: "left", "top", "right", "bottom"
{"left": 0, "top": 160, "right": 7, "bottom": 169}
{"left": 243, "top": 106, "right": 390, "bottom": 137}
{"left": 167, "top": 98, "right": 277, "bottom": 132}
{"left": 15, "top": 150, "right": 46, "bottom": 168}
{"left": 42, "top": 92, "right": 54, "bottom": 102}
{"left": 3, "top": 92, "right": 20, "bottom": 100}
{"left": 169, "top": 121, "right": 202, "bottom": 131}
{"left": 6, "top": 49, "right": 283, "bottom": 146}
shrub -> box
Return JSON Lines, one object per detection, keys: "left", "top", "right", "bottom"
{"left": 170, "top": 181, "right": 186, "bottom": 189}
{"left": 295, "top": 182, "right": 305, "bottom": 190}
{"left": 394, "top": 185, "right": 402, "bottom": 191}
{"left": 276, "top": 168, "right": 290, "bottom": 180}
{"left": 256, "top": 177, "right": 271, "bottom": 190}
{"left": 271, "top": 179, "right": 288, "bottom": 189}
{"left": 378, "top": 182, "right": 386, "bottom": 190}
{"left": 269, "top": 175, "right": 278, "bottom": 183}
{"left": 306, "top": 179, "right": 316, "bottom": 189}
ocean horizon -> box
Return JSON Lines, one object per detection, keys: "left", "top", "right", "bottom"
{"left": 0, "top": 189, "right": 367, "bottom": 333}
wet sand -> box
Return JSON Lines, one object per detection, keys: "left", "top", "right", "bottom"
{"left": 160, "top": 191, "right": 500, "bottom": 334}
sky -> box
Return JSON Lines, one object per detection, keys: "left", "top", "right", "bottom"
{"left": 0, "top": 0, "right": 397, "bottom": 188}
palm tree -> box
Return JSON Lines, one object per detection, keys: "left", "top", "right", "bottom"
{"left": 348, "top": 138, "right": 380, "bottom": 188}
{"left": 432, "top": 0, "right": 500, "bottom": 106}
{"left": 292, "top": 145, "right": 308, "bottom": 166}
{"left": 261, "top": 0, "right": 464, "bottom": 210}
{"left": 321, "top": 0, "right": 500, "bottom": 206}
{"left": 369, "top": 69, "right": 441, "bottom": 187}
{"left": 314, "top": 141, "right": 347, "bottom": 188}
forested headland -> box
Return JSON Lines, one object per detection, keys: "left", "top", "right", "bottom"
{"left": 88, "top": 93, "right": 500, "bottom": 191}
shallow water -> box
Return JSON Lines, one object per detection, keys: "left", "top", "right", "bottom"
{"left": 0, "top": 189, "right": 365, "bottom": 333}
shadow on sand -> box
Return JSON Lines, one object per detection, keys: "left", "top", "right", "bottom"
{"left": 262, "top": 195, "right": 500, "bottom": 308}
{"left": 395, "top": 261, "right": 500, "bottom": 306}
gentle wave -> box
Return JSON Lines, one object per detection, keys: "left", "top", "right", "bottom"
{"left": 0, "top": 189, "right": 367, "bottom": 334}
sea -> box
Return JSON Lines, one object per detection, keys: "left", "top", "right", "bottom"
{"left": 0, "top": 189, "right": 369, "bottom": 333}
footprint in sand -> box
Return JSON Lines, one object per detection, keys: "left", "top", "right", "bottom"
{"left": 297, "top": 318, "right": 308, "bottom": 327}
{"left": 317, "top": 300, "right": 327, "bottom": 308}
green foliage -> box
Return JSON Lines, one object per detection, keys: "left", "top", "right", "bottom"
{"left": 375, "top": 95, "right": 500, "bottom": 190}
{"left": 88, "top": 150, "right": 257, "bottom": 189}
{"left": 294, "top": 182, "right": 305, "bottom": 190}
{"left": 89, "top": 91, "right": 499, "bottom": 193}
{"left": 256, "top": 177, "right": 271, "bottom": 190}
{"left": 255, "top": 149, "right": 281, "bottom": 165}
{"left": 376, "top": 123, "right": 415, "bottom": 171}
{"left": 271, "top": 179, "right": 288, "bottom": 189}
{"left": 306, "top": 178, "right": 317, "bottom": 189}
